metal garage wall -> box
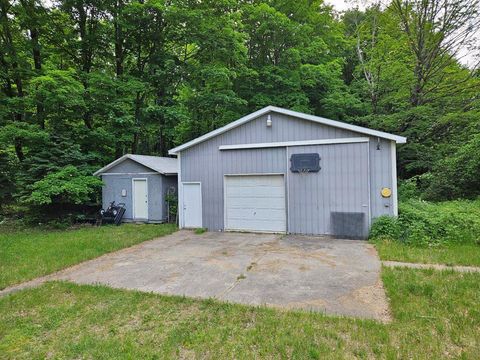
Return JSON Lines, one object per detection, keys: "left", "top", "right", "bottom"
{"left": 180, "top": 111, "right": 396, "bottom": 232}
{"left": 369, "top": 139, "right": 395, "bottom": 218}
{"left": 287, "top": 142, "right": 370, "bottom": 236}
{"left": 101, "top": 159, "right": 166, "bottom": 221}
{"left": 182, "top": 146, "right": 286, "bottom": 231}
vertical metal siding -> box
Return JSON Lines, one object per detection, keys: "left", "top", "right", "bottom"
{"left": 180, "top": 111, "right": 395, "bottom": 233}
{"left": 182, "top": 145, "right": 285, "bottom": 231}
{"left": 103, "top": 158, "right": 155, "bottom": 173}
{"left": 100, "top": 159, "right": 172, "bottom": 222}
{"left": 287, "top": 142, "right": 370, "bottom": 235}
{"left": 369, "top": 139, "right": 394, "bottom": 219}
{"left": 101, "top": 174, "right": 164, "bottom": 221}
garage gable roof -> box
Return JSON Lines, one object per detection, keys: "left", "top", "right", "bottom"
{"left": 94, "top": 154, "right": 178, "bottom": 176}
{"left": 169, "top": 106, "right": 406, "bottom": 155}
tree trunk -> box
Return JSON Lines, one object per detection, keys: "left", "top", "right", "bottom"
{"left": 131, "top": 92, "right": 142, "bottom": 153}
{"left": 20, "top": 0, "right": 45, "bottom": 128}
{"left": 1, "top": 0, "right": 25, "bottom": 161}
{"left": 114, "top": 0, "right": 124, "bottom": 77}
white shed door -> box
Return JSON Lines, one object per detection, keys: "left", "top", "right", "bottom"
{"left": 183, "top": 183, "right": 202, "bottom": 228}
{"left": 133, "top": 179, "right": 148, "bottom": 219}
{"left": 225, "top": 175, "right": 286, "bottom": 233}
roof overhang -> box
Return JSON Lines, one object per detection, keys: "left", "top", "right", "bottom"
{"left": 93, "top": 154, "right": 161, "bottom": 176}
{"left": 168, "top": 106, "right": 407, "bottom": 155}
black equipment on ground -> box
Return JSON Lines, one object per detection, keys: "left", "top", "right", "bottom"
{"left": 99, "top": 201, "right": 126, "bottom": 225}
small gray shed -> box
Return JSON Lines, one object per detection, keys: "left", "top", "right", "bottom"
{"left": 169, "top": 106, "right": 407, "bottom": 239}
{"left": 94, "top": 154, "right": 178, "bottom": 223}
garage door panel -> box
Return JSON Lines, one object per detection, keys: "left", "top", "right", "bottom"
{"left": 225, "top": 175, "right": 286, "bottom": 233}
{"left": 226, "top": 208, "right": 285, "bottom": 220}
{"left": 227, "top": 219, "right": 285, "bottom": 232}
{"left": 226, "top": 197, "right": 285, "bottom": 209}
{"left": 226, "top": 186, "right": 284, "bottom": 198}
{"left": 226, "top": 176, "right": 284, "bottom": 187}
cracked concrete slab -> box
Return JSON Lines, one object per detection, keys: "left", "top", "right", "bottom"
{"left": 15, "top": 230, "right": 390, "bottom": 321}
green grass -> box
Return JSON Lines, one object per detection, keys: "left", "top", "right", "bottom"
{"left": 0, "top": 224, "right": 177, "bottom": 290}
{"left": 370, "top": 199, "right": 480, "bottom": 267}
{"left": 0, "top": 268, "right": 478, "bottom": 358}
{"left": 375, "top": 240, "right": 480, "bottom": 266}
{"left": 194, "top": 227, "right": 207, "bottom": 234}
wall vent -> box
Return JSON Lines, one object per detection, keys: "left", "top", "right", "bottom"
{"left": 330, "top": 212, "right": 366, "bottom": 239}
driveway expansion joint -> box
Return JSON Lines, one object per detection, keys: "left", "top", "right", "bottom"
{"left": 216, "top": 251, "right": 269, "bottom": 300}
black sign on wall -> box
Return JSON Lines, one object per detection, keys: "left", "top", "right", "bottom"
{"left": 290, "top": 153, "right": 321, "bottom": 172}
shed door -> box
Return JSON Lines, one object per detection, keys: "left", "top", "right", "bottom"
{"left": 225, "top": 175, "right": 286, "bottom": 233}
{"left": 133, "top": 179, "right": 148, "bottom": 219}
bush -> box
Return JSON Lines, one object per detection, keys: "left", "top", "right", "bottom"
{"left": 369, "top": 199, "right": 480, "bottom": 247}
{"left": 165, "top": 192, "right": 177, "bottom": 223}
{"left": 26, "top": 165, "right": 102, "bottom": 206}
{"left": 369, "top": 215, "right": 401, "bottom": 240}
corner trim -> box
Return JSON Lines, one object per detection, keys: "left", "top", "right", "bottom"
{"left": 178, "top": 153, "right": 183, "bottom": 228}
{"left": 391, "top": 141, "right": 399, "bottom": 216}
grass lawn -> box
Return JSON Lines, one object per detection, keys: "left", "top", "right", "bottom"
{"left": 0, "top": 268, "right": 479, "bottom": 358}
{"left": 374, "top": 239, "right": 480, "bottom": 267}
{"left": 0, "top": 224, "right": 177, "bottom": 290}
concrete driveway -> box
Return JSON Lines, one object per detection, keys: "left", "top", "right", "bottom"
{"left": 55, "top": 230, "right": 390, "bottom": 321}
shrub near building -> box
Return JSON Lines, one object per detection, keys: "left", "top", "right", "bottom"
{"left": 369, "top": 200, "right": 480, "bottom": 247}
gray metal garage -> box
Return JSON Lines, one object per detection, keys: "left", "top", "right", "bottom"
{"left": 94, "top": 154, "right": 178, "bottom": 223}
{"left": 169, "top": 106, "right": 406, "bottom": 238}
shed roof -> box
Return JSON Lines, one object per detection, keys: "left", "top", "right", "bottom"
{"left": 169, "top": 106, "right": 407, "bottom": 155}
{"left": 93, "top": 154, "right": 178, "bottom": 176}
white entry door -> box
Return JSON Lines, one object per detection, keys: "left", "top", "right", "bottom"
{"left": 183, "top": 182, "right": 202, "bottom": 228}
{"left": 132, "top": 179, "right": 148, "bottom": 219}
{"left": 225, "top": 175, "right": 286, "bottom": 233}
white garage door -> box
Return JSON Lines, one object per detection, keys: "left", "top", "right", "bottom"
{"left": 225, "top": 175, "right": 286, "bottom": 233}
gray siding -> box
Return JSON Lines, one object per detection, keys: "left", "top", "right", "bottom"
{"left": 100, "top": 159, "right": 177, "bottom": 222}
{"left": 105, "top": 158, "right": 155, "bottom": 173}
{"left": 369, "top": 139, "right": 394, "bottom": 218}
{"left": 287, "top": 142, "right": 370, "bottom": 236}
{"left": 182, "top": 147, "right": 286, "bottom": 231}
{"left": 180, "top": 111, "right": 396, "bottom": 233}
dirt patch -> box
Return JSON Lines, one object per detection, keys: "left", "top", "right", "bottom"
{"left": 366, "top": 245, "right": 379, "bottom": 257}
{"left": 206, "top": 258, "right": 239, "bottom": 271}
{"left": 298, "top": 264, "right": 312, "bottom": 272}
{"left": 252, "top": 259, "right": 284, "bottom": 273}
{"left": 279, "top": 298, "right": 329, "bottom": 310}
{"left": 338, "top": 280, "right": 392, "bottom": 323}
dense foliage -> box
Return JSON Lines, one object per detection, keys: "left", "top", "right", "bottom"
{"left": 370, "top": 199, "right": 480, "bottom": 246}
{"left": 0, "top": 0, "right": 479, "bottom": 218}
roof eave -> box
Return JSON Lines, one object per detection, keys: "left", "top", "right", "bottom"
{"left": 93, "top": 154, "right": 168, "bottom": 176}
{"left": 93, "top": 154, "right": 132, "bottom": 176}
